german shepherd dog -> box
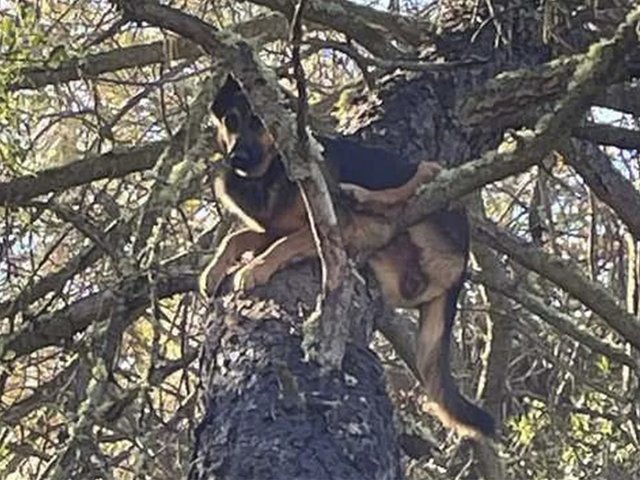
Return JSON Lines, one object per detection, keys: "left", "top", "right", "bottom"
{"left": 200, "top": 75, "right": 495, "bottom": 438}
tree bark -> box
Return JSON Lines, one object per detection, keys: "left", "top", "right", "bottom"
{"left": 189, "top": 263, "right": 403, "bottom": 480}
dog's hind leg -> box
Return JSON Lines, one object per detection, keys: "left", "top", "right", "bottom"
{"left": 340, "top": 161, "right": 441, "bottom": 209}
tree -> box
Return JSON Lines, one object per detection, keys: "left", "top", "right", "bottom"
{"left": 1, "top": 0, "right": 639, "bottom": 479}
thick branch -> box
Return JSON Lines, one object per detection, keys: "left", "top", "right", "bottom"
{"left": 573, "top": 123, "right": 640, "bottom": 150}
{"left": 596, "top": 83, "right": 640, "bottom": 117}
{"left": 472, "top": 220, "right": 640, "bottom": 351}
{"left": 458, "top": 55, "right": 578, "bottom": 129}
{"left": 566, "top": 139, "right": 640, "bottom": 240}
{"left": 0, "top": 142, "right": 165, "bottom": 205}
{"left": 404, "top": 5, "right": 640, "bottom": 229}
{"left": 459, "top": 42, "right": 640, "bottom": 129}
{"left": 10, "top": 14, "right": 289, "bottom": 91}
{"left": 248, "top": 0, "right": 426, "bottom": 57}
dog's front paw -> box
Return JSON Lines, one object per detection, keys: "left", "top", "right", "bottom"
{"left": 232, "top": 258, "right": 273, "bottom": 292}
{"left": 416, "top": 161, "right": 442, "bottom": 183}
{"left": 199, "top": 261, "right": 225, "bottom": 298}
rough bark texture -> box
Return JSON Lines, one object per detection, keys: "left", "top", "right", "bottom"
{"left": 189, "top": 262, "right": 403, "bottom": 480}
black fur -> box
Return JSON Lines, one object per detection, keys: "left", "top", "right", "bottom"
{"left": 441, "top": 280, "right": 496, "bottom": 437}
{"left": 317, "top": 134, "right": 419, "bottom": 190}
{"left": 219, "top": 157, "right": 298, "bottom": 229}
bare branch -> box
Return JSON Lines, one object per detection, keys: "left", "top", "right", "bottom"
{"left": 0, "top": 223, "right": 122, "bottom": 319}
{"left": 10, "top": 14, "right": 289, "bottom": 91}
{"left": 0, "top": 142, "right": 165, "bottom": 205}
{"left": 248, "top": 0, "right": 430, "bottom": 57}
{"left": 305, "top": 38, "right": 488, "bottom": 74}
{"left": 11, "top": 39, "right": 201, "bottom": 91}
{"left": 573, "top": 123, "right": 640, "bottom": 150}
{"left": 475, "top": 269, "right": 637, "bottom": 370}
{"left": 29, "top": 201, "right": 121, "bottom": 263}
{"left": 566, "top": 140, "right": 640, "bottom": 240}
{"left": 472, "top": 219, "right": 640, "bottom": 351}
{"left": 0, "top": 252, "right": 200, "bottom": 361}
{"left": 1, "top": 358, "right": 80, "bottom": 426}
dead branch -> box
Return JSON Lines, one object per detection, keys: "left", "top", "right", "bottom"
{"left": 566, "top": 139, "right": 640, "bottom": 240}
{"left": 475, "top": 269, "right": 637, "bottom": 370}
{"left": 248, "top": 0, "right": 430, "bottom": 57}
{"left": 472, "top": 219, "right": 640, "bottom": 351}
{"left": 0, "top": 142, "right": 165, "bottom": 205}
{"left": 10, "top": 14, "right": 289, "bottom": 91}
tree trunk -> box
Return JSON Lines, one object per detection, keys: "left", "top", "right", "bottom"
{"left": 189, "top": 262, "right": 403, "bottom": 480}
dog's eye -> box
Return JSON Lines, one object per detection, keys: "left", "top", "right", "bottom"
{"left": 224, "top": 111, "right": 240, "bottom": 132}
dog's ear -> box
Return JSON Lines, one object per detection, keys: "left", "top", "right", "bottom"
{"left": 211, "top": 74, "right": 242, "bottom": 118}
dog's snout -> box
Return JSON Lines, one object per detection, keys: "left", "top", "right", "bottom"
{"left": 229, "top": 148, "right": 250, "bottom": 168}
{"left": 227, "top": 144, "right": 262, "bottom": 176}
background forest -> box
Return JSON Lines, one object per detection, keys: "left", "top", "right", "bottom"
{"left": 1, "top": 0, "right": 639, "bottom": 479}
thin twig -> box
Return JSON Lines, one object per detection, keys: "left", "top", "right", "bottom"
{"left": 290, "top": 0, "right": 309, "bottom": 150}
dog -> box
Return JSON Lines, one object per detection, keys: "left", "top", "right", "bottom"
{"left": 200, "top": 75, "right": 495, "bottom": 439}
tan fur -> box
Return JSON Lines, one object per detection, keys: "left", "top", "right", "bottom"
{"left": 405, "top": 221, "right": 466, "bottom": 304}
{"left": 213, "top": 177, "right": 266, "bottom": 233}
{"left": 204, "top": 162, "right": 463, "bottom": 311}
{"left": 232, "top": 227, "right": 315, "bottom": 291}
{"left": 270, "top": 193, "right": 307, "bottom": 234}
{"left": 199, "top": 228, "right": 273, "bottom": 297}
{"left": 367, "top": 234, "right": 426, "bottom": 306}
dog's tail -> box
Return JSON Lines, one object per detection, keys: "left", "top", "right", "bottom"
{"left": 416, "top": 281, "right": 495, "bottom": 438}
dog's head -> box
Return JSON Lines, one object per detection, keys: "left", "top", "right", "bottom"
{"left": 211, "top": 75, "right": 277, "bottom": 178}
